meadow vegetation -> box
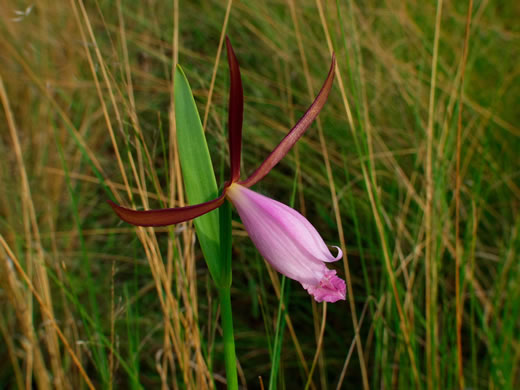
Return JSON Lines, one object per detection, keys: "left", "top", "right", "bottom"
{"left": 0, "top": 0, "right": 519, "bottom": 388}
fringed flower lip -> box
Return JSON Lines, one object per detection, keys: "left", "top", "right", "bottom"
{"left": 108, "top": 37, "right": 346, "bottom": 302}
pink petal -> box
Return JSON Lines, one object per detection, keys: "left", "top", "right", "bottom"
{"left": 302, "top": 270, "right": 346, "bottom": 303}
{"left": 226, "top": 184, "right": 346, "bottom": 302}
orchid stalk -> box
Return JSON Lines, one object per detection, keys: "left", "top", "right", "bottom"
{"left": 109, "top": 37, "right": 343, "bottom": 387}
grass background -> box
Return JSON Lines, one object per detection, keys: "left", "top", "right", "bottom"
{"left": 1, "top": 0, "right": 519, "bottom": 388}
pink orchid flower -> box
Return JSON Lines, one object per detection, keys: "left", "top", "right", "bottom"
{"left": 109, "top": 38, "right": 346, "bottom": 303}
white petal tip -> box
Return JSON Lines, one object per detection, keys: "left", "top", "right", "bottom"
{"left": 331, "top": 246, "right": 343, "bottom": 261}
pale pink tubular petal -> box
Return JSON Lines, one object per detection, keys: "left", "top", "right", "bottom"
{"left": 108, "top": 193, "right": 225, "bottom": 227}
{"left": 240, "top": 54, "right": 336, "bottom": 188}
{"left": 226, "top": 37, "right": 244, "bottom": 183}
{"left": 226, "top": 183, "right": 346, "bottom": 303}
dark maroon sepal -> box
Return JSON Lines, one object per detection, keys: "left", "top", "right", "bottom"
{"left": 240, "top": 54, "right": 336, "bottom": 188}
{"left": 107, "top": 193, "right": 226, "bottom": 227}
{"left": 226, "top": 37, "right": 244, "bottom": 183}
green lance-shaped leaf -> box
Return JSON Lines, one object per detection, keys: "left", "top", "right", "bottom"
{"left": 174, "top": 65, "right": 224, "bottom": 285}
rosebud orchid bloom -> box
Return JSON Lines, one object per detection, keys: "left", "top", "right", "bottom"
{"left": 109, "top": 38, "right": 346, "bottom": 303}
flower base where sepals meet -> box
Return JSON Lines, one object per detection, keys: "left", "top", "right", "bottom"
{"left": 226, "top": 183, "right": 346, "bottom": 303}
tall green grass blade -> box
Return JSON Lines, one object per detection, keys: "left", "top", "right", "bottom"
{"left": 54, "top": 125, "right": 110, "bottom": 384}
{"left": 124, "top": 284, "right": 141, "bottom": 390}
{"left": 44, "top": 266, "right": 139, "bottom": 385}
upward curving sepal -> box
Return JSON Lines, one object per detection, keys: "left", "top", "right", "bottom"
{"left": 226, "top": 37, "right": 244, "bottom": 183}
{"left": 240, "top": 54, "right": 336, "bottom": 188}
{"left": 108, "top": 193, "right": 226, "bottom": 227}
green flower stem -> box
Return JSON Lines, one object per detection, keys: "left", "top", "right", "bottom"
{"left": 217, "top": 200, "right": 237, "bottom": 388}
{"left": 218, "top": 287, "right": 238, "bottom": 390}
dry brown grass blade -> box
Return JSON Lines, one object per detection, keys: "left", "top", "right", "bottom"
{"left": 329, "top": 2, "right": 500, "bottom": 361}
{"left": 69, "top": 0, "right": 212, "bottom": 385}
{"left": 0, "top": 38, "right": 118, "bottom": 199}
{"left": 264, "top": 264, "right": 314, "bottom": 385}
{"left": 73, "top": 0, "right": 166, "bottom": 208}
{"left": 0, "top": 244, "right": 50, "bottom": 390}
{"left": 69, "top": 0, "right": 131, "bottom": 203}
{"left": 43, "top": 167, "right": 172, "bottom": 203}
{"left": 316, "top": 0, "right": 419, "bottom": 388}
{"left": 336, "top": 300, "right": 371, "bottom": 390}
{"left": 304, "top": 303, "right": 327, "bottom": 390}
{"left": 315, "top": 0, "right": 420, "bottom": 385}
{"left": 0, "top": 73, "right": 68, "bottom": 390}
{"left": 166, "top": 3, "right": 212, "bottom": 385}
{"left": 0, "top": 319, "right": 25, "bottom": 390}
{"left": 136, "top": 227, "right": 188, "bottom": 379}
{"left": 286, "top": 1, "right": 370, "bottom": 388}
{"left": 0, "top": 236, "right": 95, "bottom": 390}
{"left": 202, "top": 0, "right": 234, "bottom": 132}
